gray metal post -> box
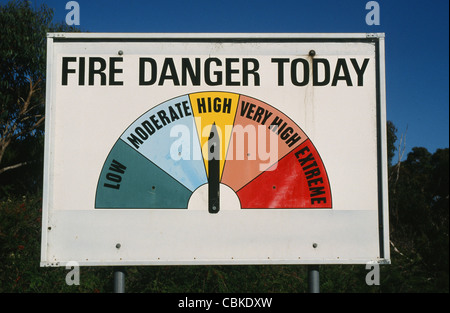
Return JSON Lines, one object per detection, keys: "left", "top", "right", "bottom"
{"left": 114, "top": 266, "right": 126, "bottom": 293}
{"left": 308, "top": 265, "right": 320, "bottom": 293}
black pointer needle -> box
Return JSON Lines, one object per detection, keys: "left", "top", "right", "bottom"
{"left": 208, "top": 123, "right": 220, "bottom": 214}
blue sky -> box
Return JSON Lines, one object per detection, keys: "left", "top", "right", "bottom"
{"left": 4, "top": 0, "right": 449, "bottom": 157}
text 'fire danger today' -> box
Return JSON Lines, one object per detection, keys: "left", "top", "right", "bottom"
{"left": 61, "top": 56, "right": 370, "bottom": 87}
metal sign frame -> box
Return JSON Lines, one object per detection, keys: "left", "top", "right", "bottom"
{"left": 41, "top": 33, "right": 389, "bottom": 267}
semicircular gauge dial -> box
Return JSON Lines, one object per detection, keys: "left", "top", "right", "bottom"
{"left": 95, "top": 92, "right": 332, "bottom": 209}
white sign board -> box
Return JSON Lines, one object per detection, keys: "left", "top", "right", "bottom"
{"left": 41, "top": 33, "right": 390, "bottom": 266}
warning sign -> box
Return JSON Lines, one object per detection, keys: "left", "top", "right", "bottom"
{"left": 41, "top": 33, "right": 389, "bottom": 266}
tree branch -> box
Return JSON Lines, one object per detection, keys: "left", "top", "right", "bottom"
{"left": 0, "top": 77, "right": 44, "bottom": 164}
{"left": 0, "top": 162, "right": 28, "bottom": 175}
{"left": 389, "top": 125, "right": 408, "bottom": 189}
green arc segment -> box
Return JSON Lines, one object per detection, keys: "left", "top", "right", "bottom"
{"left": 95, "top": 139, "right": 192, "bottom": 208}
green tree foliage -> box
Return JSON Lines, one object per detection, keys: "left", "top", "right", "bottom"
{"left": 386, "top": 120, "right": 398, "bottom": 166}
{"left": 389, "top": 146, "right": 449, "bottom": 290}
{"left": 0, "top": 0, "right": 77, "bottom": 197}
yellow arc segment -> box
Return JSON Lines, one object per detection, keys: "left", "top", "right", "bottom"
{"left": 189, "top": 92, "right": 240, "bottom": 179}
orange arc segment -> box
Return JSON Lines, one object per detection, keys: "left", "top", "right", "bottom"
{"left": 221, "top": 95, "right": 308, "bottom": 192}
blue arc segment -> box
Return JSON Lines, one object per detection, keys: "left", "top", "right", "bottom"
{"left": 96, "top": 139, "right": 192, "bottom": 208}
{"left": 120, "top": 95, "right": 207, "bottom": 192}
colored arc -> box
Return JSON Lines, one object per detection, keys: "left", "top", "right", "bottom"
{"left": 95, "top": 92, "right": 332, "bottom": 209}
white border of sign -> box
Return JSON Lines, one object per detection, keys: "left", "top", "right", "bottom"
{"left": 41, "top": 33, "right": 389, "bottom": 266}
